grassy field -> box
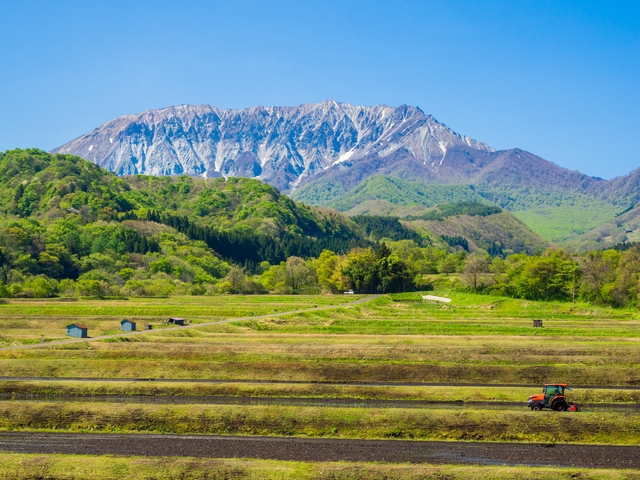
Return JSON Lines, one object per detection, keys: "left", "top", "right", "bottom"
{"left": 0, "top": 293, "right": 639, "bottom": 386}
{"left": 1, "top": 401, "right": 639, "bottom": 444}
{"left": 512, "top": 202, "right": 618, "bottom": 243}
{"left": 0, "top": 295, "right": 360, "bottom": 346}
{"left": 0, "top": 293, "right": 640, "bottom": 385}
{"left": 1, "top": 334, "right": 638, "bottom": 385}
{"left": 1, "top": 292, "right": 639, "bottom": 477}
{"left": 2, "top": 381, "right": 638, "bottom": 404}
{"left": 1, "top": 453, "right": 636, "bottom": 480}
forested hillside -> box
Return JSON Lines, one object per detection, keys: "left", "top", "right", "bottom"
{"left": 291, "top": 175, "right": 487, "bottom": 211}
{"left": 2, "top": 148, "right": 640, "bottom": 308}
{"left": 0, "top": 149, "right": 370, "bottom": 297}
{"left": 292, "top": 173, "right": 621, "bottom": 244}
{"left": 404, "top": 202, "right": 549, "bottom": 256}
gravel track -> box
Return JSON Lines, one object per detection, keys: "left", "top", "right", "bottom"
{"left": 1, "top": 432, "right": 639, "bottom": 469}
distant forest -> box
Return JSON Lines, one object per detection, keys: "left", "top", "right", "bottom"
{"left": 1, "top": 149, "right": 640, "bottom": 308}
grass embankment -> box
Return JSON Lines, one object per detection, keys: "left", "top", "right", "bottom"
{"left": 1, "top": 401, "right": 639, "bottom": 445}
{"left": 1, "top": 454, "right": 635, "bottom": 480}
{"left": 1, "top": 333, "right": 638, "bottom": 385}
{"left": 1, "top": 381, "right": 639, "bottom": 405}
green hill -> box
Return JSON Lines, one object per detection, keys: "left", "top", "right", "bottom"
{"left": 292, "top": 175, "right": 487, "bottom": 210}
{"left": 401, "top": 203, "right": 549, "bottom": 255}
{"left": 293, "top": 174, "right": 550, "bottom": 255}
{"left": 293, "top": 174, "right": 620, "bottom": 244}
{"left": 477, "top": 185, "right": 619, "bottom": 243}
{"left": 0, "top": 149, "right": 368, "bottom": 297}
{"left": 566, "top": 204, "right": 640, "bottom": 251}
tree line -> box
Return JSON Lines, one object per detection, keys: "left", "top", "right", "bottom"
{"left": 2, "top": 215, "right": 640, "bottom": 308}
{"left": 136, "top": 210, "right": 370, "bottom": 268}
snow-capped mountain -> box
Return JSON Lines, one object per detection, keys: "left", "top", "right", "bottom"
{"left": 53, "top": 101, "right": 494, "bottom": 192}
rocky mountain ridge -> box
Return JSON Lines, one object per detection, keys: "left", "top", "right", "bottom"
{"left": 53, "top": 101, "right": 495, "bottom": 193}
{"left": 52, "top": 101, "right": 640, "bottom": 247}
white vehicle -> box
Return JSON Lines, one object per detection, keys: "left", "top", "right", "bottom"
{"left": 344, "top": 289, "right": 354, "bottom": 295}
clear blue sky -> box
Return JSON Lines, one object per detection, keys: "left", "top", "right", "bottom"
{"left": 1, "top": 0, "right": 638, "bottom": 179}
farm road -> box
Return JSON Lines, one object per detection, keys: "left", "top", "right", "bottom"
{"left": 1, "top": 432, "right": 640, "bottom": 469}
{"left": 0, "top": 294, "right": 380, "bottom": 352}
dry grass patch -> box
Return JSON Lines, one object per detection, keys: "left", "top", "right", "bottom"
{"left": 1, "top": 454, "right": 638, "bottom": 479}
{"left": 1, "top": 401, "right": 640, "bottom": 445}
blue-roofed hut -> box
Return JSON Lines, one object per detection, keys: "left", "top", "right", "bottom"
{"left": 120, "top": 319, "right": 136, "bottom": 332}
{"left": 66, "top": 324, "right": 88, "bottom": 338}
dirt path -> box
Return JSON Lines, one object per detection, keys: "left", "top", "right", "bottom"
{"left": 0, "top": 294, "right": 380, "bottom": 352}
{"left": 1, "top": 432, "right": 639, "bottom": 469}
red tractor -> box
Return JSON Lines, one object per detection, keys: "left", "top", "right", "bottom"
{"left": 528, "top": 384, "right": 581, "bottom": 411}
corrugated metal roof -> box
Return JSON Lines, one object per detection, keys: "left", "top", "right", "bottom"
{"left": 66, "top": 324, "right": 88, "bottom": 329}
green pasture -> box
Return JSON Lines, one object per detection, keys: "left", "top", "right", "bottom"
{"left": 512, "top": 202, "right": 618, "bottom": 243}
{"left": 1, "top": 292, "right": 640, "bottom": 347}
{"left": 227, "top": 291, "right": 640, "bottom": 337}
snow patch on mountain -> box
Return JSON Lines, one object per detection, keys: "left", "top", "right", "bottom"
{"left": 53, "top": 101, "right": 495, "bottom": 192}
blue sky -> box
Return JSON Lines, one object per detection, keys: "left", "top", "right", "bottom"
{"left": 1, "top": 0, "right": 638, "bottom": 179}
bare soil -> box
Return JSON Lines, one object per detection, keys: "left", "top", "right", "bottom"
{"left": 1, "top": 432, "right": 640, "bottom": 469}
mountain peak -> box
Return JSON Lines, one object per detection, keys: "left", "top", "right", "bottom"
{"left": 52, "top": 102, "right": 494, "bottom": 192}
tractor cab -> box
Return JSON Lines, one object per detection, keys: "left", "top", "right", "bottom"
{"left": 528, "top": 383, "right": 579, "bottom": 411}
{"left": 543, "top": 384, "right": 565, "bottom": 406}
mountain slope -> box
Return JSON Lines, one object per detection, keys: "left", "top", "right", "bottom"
{"left": 292, "top": 173, "right": 618, "bottom": 243}
{"left": 567, "top": 204, "right": 640, "bottom": 250}
{"left": 52, "top": 102, "right": 640, "bottom": 246}
{"left": 406, "top": 208, "right": 549, "bottom": 255}
{"left": 53, "top": 102, "right": 494, "bottom": 193}
{"left": 292, "top": 175, "right": 486, "bottom": 210}
{"left": 0, "top": 149, "right": 367, "bottom": 267}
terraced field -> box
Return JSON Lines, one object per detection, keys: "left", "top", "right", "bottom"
{"left": 0, "top": 292, "right": 639, "bottom": 478}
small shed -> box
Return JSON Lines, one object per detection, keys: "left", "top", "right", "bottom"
{"left": 120, "top": 319, "right": 137, "bottom": 332}
{"left": 66, "top": 324, "right": 88, "bottom": 338}
{"left": 168, "top": 317, "right": 187, "bottom": 326}
{"left": 533, "top": 319, "right": 543, "bottom": 328}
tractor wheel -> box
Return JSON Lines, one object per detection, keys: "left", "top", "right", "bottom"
{"left": 552, "top": 400, "right": 568, "bottom": 411}
{"left": 531, "top": 404, "right": 541, "bottom": 411}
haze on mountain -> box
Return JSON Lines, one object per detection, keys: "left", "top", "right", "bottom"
{"left": 53, "top": 101, "right": 640, "bottom": 247}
